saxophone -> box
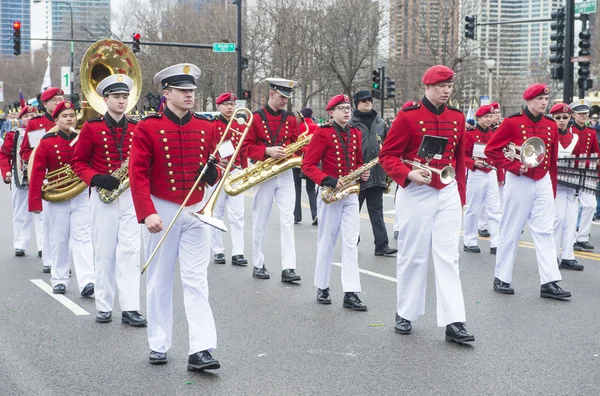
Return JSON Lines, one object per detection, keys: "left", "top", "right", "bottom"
{"left": 321, "top": 158, "right": 380, "bottom": 204}
{"left": 98, "top": 157, "right": 130, "bottom": 203}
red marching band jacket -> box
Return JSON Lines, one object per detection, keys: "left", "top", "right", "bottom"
{"left": 128, "top": 111, "right": 220, "bottom": 223}
{"left": 71, "top": 116, "right": 137, "bottom": 185}
{"left": 484, "top": 109, "right": 558, "bottom": 196}
{"left": 297, "top": 117, "right": 319, "bottom": 156}
{"left": 463, "top": 125, "right": 505, "bottom": 183}
{"left": 213, "top": 115, "right": 248, "bottom": 169}
{"left": 557, "top": 127, "right": 581, "bottom": 157}
{"left": 379, "top": 100, "right": 467, "bottom": 205}
{"left": 301, "top": 123, "right": 364, "bottom": 185}
{"left": 571, "top": 122, "right": 600, "bottom": 166}
{"left": 0, "top": 131, "right": 15, "bottom": 179}
{"left": 242, "top": 106, "right": 298, "bottom": 162}
{"left": 21, "top": 112, "right": 55, "bottom": 162}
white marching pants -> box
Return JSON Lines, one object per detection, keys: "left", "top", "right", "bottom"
{"left": 314, "top": 193, "right": 361, "bottom": 293}
{"left": 553, "top": 187, "right": 578, "bottom": 261}
{"left": 90, "top": 189, "right": 141, "bottom": 312}
{"left": 464, "top": 170, "right": 502, "bottom": 248}
{"left": 144, "top": 196, "right": 217, "bottom": 355}
{"left": 576, "top": 191, "right": 596, "bottom": 243}
{"left": 252, "top": 170, "right": 296, "bottom": 270}
{"left": 478, "top": 186, "right": 504, "bottom": 230}
{"left": 395, "top": 181, "right": 466, "bottom": 327}
{"left": 47, "top": 190, "right": 95, "bottom": 292}
{"left": 39, "top": 201, "right": 52, "bottom": 268}
{"left": 10, "top": 180, "right": 34, "bottom": 250}
{"left": 494, "top": 173, "right": 561, "bottom": 285}
{"left": 211, "top": 170, "right": 245, "bottom": 256}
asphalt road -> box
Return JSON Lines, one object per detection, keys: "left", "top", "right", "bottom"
{"left": 1, "top": 183, "right": 599, "bottom": 396}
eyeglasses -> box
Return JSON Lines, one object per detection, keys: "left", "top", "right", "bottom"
{"left": 336, "top": 106, "right": 352, "bottom": 112}
{"left": 554, "top": 116, "right": 570, "bottom": 120}
{"left": 575, "top": 113, "right": 589, "bottom": 117}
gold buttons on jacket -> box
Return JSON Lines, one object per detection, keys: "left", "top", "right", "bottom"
{"left": 54, "top": 144, "right": 58, "bottom": 148}
{"left": 105, "top": 151, "right": 110, "bottom": 155}
{"left": 103, "top": 138, "right": 108, "bottom": 142}
{"left": 102, "top": 131, "right": 106, "bottom": 135}
{"left": 172, "top": 187, "right": 176, "bottom": 191}
{"left": 170, "top": 179, "right": 175, "bottom": 184}
{"left": 57, "top": 156, "right": 62, "bottom": 160}
{"left": 104, "top": 144, "right": 108, "bottom": 148}
{"left": 167, "top": 163, "right": 172, "bottom": 167}
{"left": 163, "top": 138, "right": 167, "bottom": 143}
{"left": 166, "top": 154, "right": 171, "bottom": 159}
{"left": 164, "top": 146, "right": 169, "bottom": 151}
{"left": 169, "top": 171, "right": 173, "bottom": 176}
{"left": 160, "top": 130, "right": 165, "bottom": 135}
{"left": 419, "top": 121, "right": 424, "bottom": 125}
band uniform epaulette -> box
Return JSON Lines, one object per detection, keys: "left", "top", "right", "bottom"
{"left": 128, "top": 118, "right": 139, "bottom": 124}
{"left": 42, "top": 132, "right": 58, "bottom": 139}
{"left": 544, "top": 114, "right": 554, "bottom": 121}
{"left": 141, "top": 113, "right": 162, "bottom": 120}
{"left": 319, "top": 122, "right": 333, "bottom": 128}
{"left": 86, "top": 117, "right": 104, "bottom": 123}
{"left": 446, "top": 104, "right": 462, "bottom": 113}
{"left": 30, "top": 114, "right": 43, "bottom": 120}
{"left": 402, "top": 103, "right": 420, "bottom": 112}
{"left": 193, "top": 112, "right": 211, "bottom": 121}
{"left": 507, "top": 112, "right": 522, "bottom": 118}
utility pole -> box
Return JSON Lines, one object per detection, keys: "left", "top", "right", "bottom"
{"left": 563, "top": 0, "right": 575, "bottom": 104}
{"left": 234, "top": 0, "right": 243, "bottom": 98}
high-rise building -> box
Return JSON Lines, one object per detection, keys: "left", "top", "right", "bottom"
{"left": 0, "top": 0, "right": 31, "bottom": 58}
{"left": 48, "top": 0, "right": 111, "bottom": 42}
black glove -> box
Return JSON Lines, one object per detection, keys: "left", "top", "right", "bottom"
{"left": 199, "top": 158, "right": 219, "bottom": 184}
{"left": 91, "top": 174, "right": 120, "bottom": 191}
{"left": 321, "top": 176, "right": 338, "bottom": 188}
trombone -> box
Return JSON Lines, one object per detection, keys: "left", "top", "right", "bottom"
{"left": 503, "top": 137, "right": 546, "bottom": 168}
{"left": 401, "top": 159, "right": 455, "bottom": 185}
{"left": 141, "top": 108, "right": 253, "bottom": 274}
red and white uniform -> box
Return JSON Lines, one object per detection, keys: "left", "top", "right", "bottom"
{"left": 302, "top": 122, "right": 363, "bottom": 293}
{"left": 379, "top": 98, "right": 468, "bottom": 327}
{"left": 28, "top": 129, "right": 95, "bottom": 292}
{"left": 242, "top": 105, "right": 298, "bottom": 271}
{"left": 72, "top": 115, "right": 141, "bottom": 313}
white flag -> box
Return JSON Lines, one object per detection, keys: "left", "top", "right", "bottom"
{"left": 41, "top": 59, "right": 51, "bottom": 92}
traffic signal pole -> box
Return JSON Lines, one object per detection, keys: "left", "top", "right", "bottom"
{"left": 380, "top": 66, "right": 385, "bottom": 116}
{"left": 563, "top": 0, "right": 575, "bottom": 104}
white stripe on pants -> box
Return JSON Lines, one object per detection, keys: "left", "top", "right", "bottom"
{"left": 494, "top": 173, "right": 561, "bottom": 285}
{"left": 211, "top": 170, "right": 245, "bottom": 256}
{"left": 395, "top": 181, "right": 466, "bottom": 327}
{"left": 90, "top": 189, "right": 141, "bottom": 312}
{"left": 47, "top": 190, "right": 95, "bottom": 292}
{"left": 464, "top": 170, "right": 502, "bottom": 247}
{"left": 252, "top": 169, "right": 296, "bottom": 270}
{"left": 40, "top": 201, "right": 52, "bottom": 268}
{"left": 314, "top": 193, "right": 361, "bottom": 293}
{"left": 144, "top": 196, "right": 217, "bottom": 355}
{"left": 576, "top": 191, "right": 596, "bottom": 243}
{"left": 11, "top": 180, "right": 34, "bottom": 250}
{"left": 553, "top": 186, "right": 578, "bottom": 261}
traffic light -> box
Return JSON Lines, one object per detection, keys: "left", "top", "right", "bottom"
{"left": 464, "top": 15, "right": 476, "bottom": 40}
{"left": 578, "top": 17, "right": 593, "bottom": 91}
{"left": 372, "top": 69, "right": 381, "bottom": 89}
{"left": 242, "top": 90, "right": 252, "bottom": 100}
{"left": 132, "top": 33, "right": 141, "bottom": 53}
{"left": 13, "top": 21, "right": 21, "bottom": 56}
{"left": 386, "top": 78, "right": 396, "bottom": 99}
{"left": 550, "top": 7, "right": 565, "bottom": 80}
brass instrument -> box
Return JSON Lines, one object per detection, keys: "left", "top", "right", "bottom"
{"left": 12, "top": 128, "right": 28, "bottom": 189}
{"left": 142, "top": 108, "right": 254, "bottom": 274}
{"left": 98, "top": 157, "right": 129, "bottom": 203}
{"left": 321, "top": 158, "right": 380, "bottom": 204}
{"left": 401, "top": 159, "right": 455, "bottom": 185}
{"left": 503, "top": 137, "right": 545, "bottom": 168}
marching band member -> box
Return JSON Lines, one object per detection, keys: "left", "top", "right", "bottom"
{"left": 293, "top": 107, "right": 318, "bottom": 225}
{"left": 210, "top": 92, "right": 248, "bottom": 266}
{"left": 71, "top": 74, "right": 146, "bottom": 325}
{"left": 379, "top": 65, "right": 474, "bottom": 343}
{"left": 550, "top": 103, "right": 584, "bottom": 271}
{"left": 569, "top": 99, "right": 599, "bottom": 252}
{"left": 130, "top": 64, "right": 221, "bottom": 370}
{"left": 301, "top": 94, "right": 368, "bottom": 310}
{"left": 0, "top": 105, "right": 42, "bottom": 257}
{"left": 242, "top": 78, "right": 301, "bottom": 282}
{"left": 485, "top": 84, "right": 571, "bottom": 299}
{"left": 463, "top": 104, "right": 504, "bottom": 254}
{"left": 28, "top": 101, "right": 95, "bottom": 296}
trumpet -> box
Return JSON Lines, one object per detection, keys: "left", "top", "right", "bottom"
{"left": 503, "top": 137, "right": 545, "bottom": 168}
{"left": 402, "top": 159, "right": 455, "bottom": 185}
{"left": 474, "top": 158, "right": 496, "bottom": 171}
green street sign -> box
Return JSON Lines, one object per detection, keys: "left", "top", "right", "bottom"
{"left": 575, "top": 1, "right": 596, "bottom": 14}
{"left": 213, "top": 43, "right": 236, "bottom": 52}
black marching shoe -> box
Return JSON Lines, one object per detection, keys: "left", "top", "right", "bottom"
{"left": 188, "top": 350, "right": 220, "bottom": 371}
{"left": 463, "top": 245, "right": 481, "bottom": 253}
{"left": 445, "top": 322, "right": 475, "bottom": 343}
{"left": 42, "top": 266, "right": 51, "bottom": 273}
{"left": 317, "top": 288, "right": 331, "bottom": 304}
{"left": 395, "top": 314, "right": 412, "bottom": 334}
{"left": 252, "top": 266, "right": 270, "bottom": 279}
{"left": 281, "top": 269, "right": 301, "bottom": 282}
{"left": 38, "top": 250, "right": 42, "bottom": 258}
{"left": 149, "top": 351, "right": 168, "bottom": 365}
{"left": 312, "top": 216, "right": 318, "bottom": 226}
{"left": 96, "top": 311, "right": 112, "bottom": 323}
{"left": 559, "top": 259, "right": 584, "bottom": 271}
{"left": 231, "top": 255, "right": 248, "bottom": 266}
{"left": 478, "top": 229, "right": 490, "bottom": 237}
{"left": 540, "top": 281, "right": 571, "bottom": 299}
{"left": 574, "top": 241, "right": 595, "bottom": 251}
{"left": 213, "top": 253, "right": 226, "bottom": 265}
{"left": 490, "top": 247, "right": 497, "bottom": 255}
{"left": 15, "top": 249, "right": 25, "bottom": 257}
{"left": 343, "top": 293, "right": 367, "bottom": 311}
{"left": 81, "top": 282, "right": 94, "bottom": 297}
{"left": 52, "top": 284, "right": 66, "bottom": 294}
{"left": 375, "top": 246, "right": 398, "bottom": 256}
{"left": 493, "top": 277, "right": 514, "bottom": 294}
{"left": 122, "top": 311, "right": 147, "bottom": 327}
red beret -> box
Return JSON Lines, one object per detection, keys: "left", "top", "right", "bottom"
{"left": 216, "top": 92, "right": 236, "bottom": 105}
{"left": 326, "top": 94, "right": 351, "bottom": 111}
{"left": 475, "top": 105, "right": 493, "bottom": 118}
{"left": 52, "top": 101, "right": 75, "bottom": 118}
{"left": 422, "top": 65, "right": 455, "bottom": 85}
{"left": 490, "top": 102, "right": 500, "bottom": 109}
{"left": 549, "top": 103, "right": 571, "bottom": 115}
{"left": 402, "top": 100, "right": 417, "bottom": 109}
{"left": 18, "top": 106, "right": 37, "bottom": 119}
{"left": 522, "top": 84, "right": 550, "bottom": 100}
{"left": 41, "top": 87, "right": 64, "bottom": 102}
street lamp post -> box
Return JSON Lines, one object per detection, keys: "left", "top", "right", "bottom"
{"left": 484, "top": 59, "right": 496, "bottom": 103}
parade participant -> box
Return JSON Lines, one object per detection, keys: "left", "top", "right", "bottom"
{"left": 129, "top": 64, "right": 221, "bottom": 370}
{"left": 463, "top": 104, "right": 504, "bottom": 254}
{"left": 0, "top": 105, "right": 42, "bottom": 257}
{"left": 241, "top": 78, "right": 301, "bottom": 282}
{"left": 71, "top": 74, "right": 146, "bottom": 325}
{"left": 350, "top": 90, "right": 397, "bottom": 257}
{"left": 293, "top": 107, "right": 318, "bottom": 225}
{"left": 210, "top": 92, "right": 248, "bottom": 266}
{"left": 569, "top": 99, "right": 599, "bottom": 252}
{"left": 485, "top": 84, "right": 570, "bottom": 299}
{"left": 490, "top": 102, "right": 502, "bottom": 130}
{"left": 465, "top": 119, "right": 476, "bottom": 131}
{"left": 550, "top": 103, "right": 583, "bottom": 271}
{"left": 379, "top": 65, "right": 474, "bottom": 343}
{"left": 302, "top": 94, "right": 369, "bottom": 311}
{"left": 28, "top": 101, "right": 95, "bottom": 296}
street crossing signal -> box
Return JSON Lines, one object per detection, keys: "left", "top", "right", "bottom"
{"left": 464, "top": 15, "right": 476, "bottom": 40}
{"left": 550, "top": 7, "right": 566, "bottom": 80}
{"left": 13, "top": 21, "right": 21, "bottom": 56}
{"left": 386, "top": 78, "right": 396, "bottom": 99}
{"left": 132, "top": 33, "right": 141, "bottom": 53}
{"left": 578, "top": 18, "right": 593, "bottom": 91}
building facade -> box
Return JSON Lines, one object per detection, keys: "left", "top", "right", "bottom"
{"left": 0, "top": 0, "right": 31, "bottom": 58}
